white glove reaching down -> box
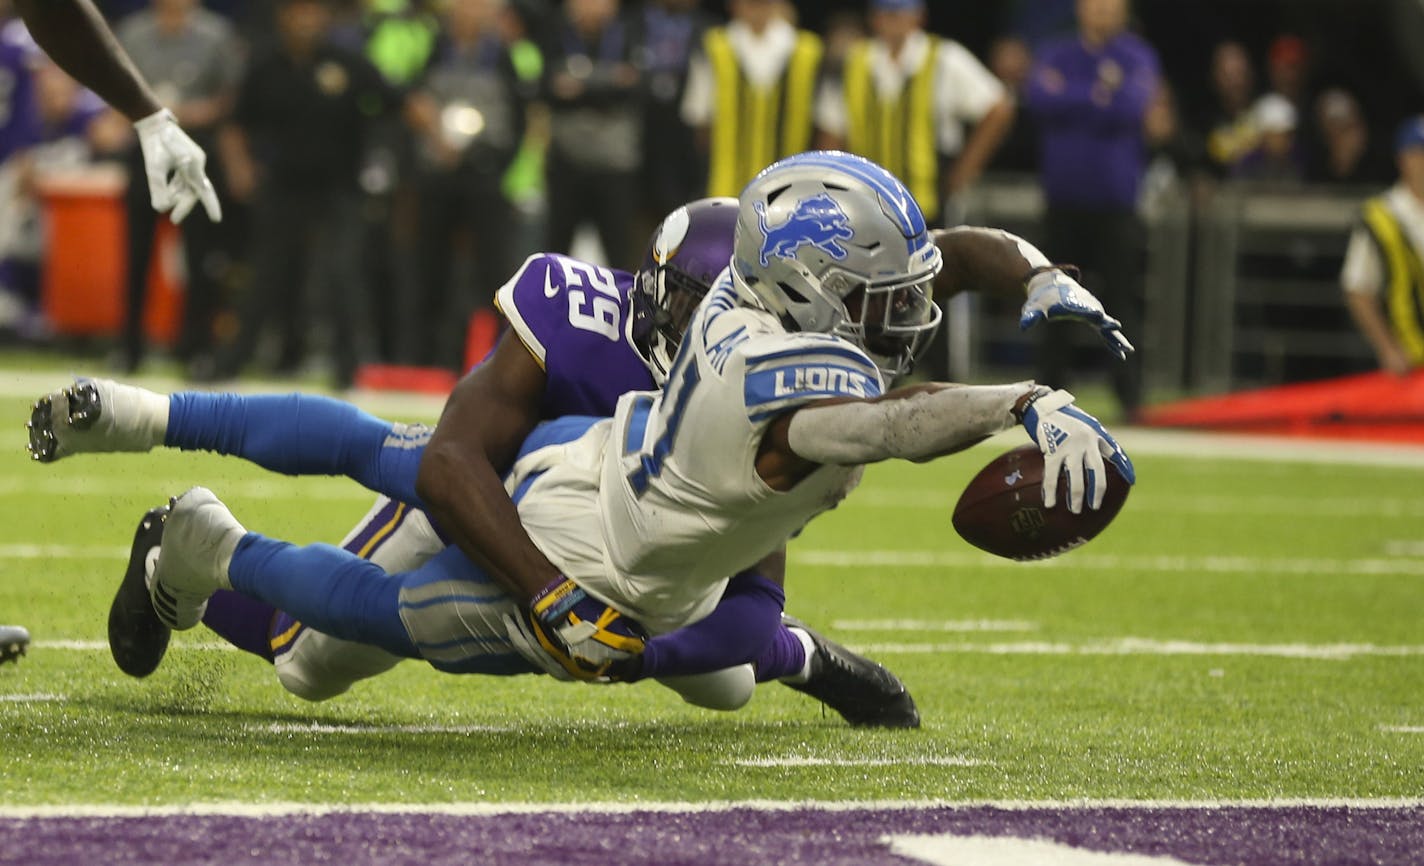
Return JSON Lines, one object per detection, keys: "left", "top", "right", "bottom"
{"left": 133, "top": 108, "right": 222, "bottom": 224}
{"left": 1019, "top": 388, "right": 1136, "bottom": 513}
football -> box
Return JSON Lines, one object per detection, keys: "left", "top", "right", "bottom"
{"left": 952, "top": 443, "right": 1130, "bottom": 560}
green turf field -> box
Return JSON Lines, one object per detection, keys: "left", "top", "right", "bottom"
{"left": 3, "top": 371, "right": 1424, "bottom": 808}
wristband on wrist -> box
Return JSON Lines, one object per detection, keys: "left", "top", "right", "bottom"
{"left": 1011, "top": 385, "right": 1053, "bottom": 424}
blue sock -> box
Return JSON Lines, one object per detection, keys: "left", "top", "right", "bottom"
{"left": 166, "top": 392, "right": 426, "bottom": 505}
{"left": 200, "top": 590, "right": 277, "bottom": 661}
{"left": 227, "top": 533, "right": 419, "bottom": 659}
{"left": 753, "top": 626, "right": 808, "bottom": 682}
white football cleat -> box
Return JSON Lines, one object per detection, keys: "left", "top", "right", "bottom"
{"left": 149, "top": 487, "right": 246, "bottom": 631}
{"left": 26, "top": 378, "right": 168, "bottom": 463}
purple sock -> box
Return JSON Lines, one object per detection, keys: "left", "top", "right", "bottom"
{"left": 201, "top": 589, "right": 277, "bottom": 662}
{"left": 753, "top": 625, "right": 807, "bottom": 682}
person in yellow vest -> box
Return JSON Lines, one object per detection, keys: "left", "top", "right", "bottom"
{"left": 679, "top": 0, "right": 823, "bottom": 197}
{"left": 815, "top": 0, "right": 1014, "bottom": 225}
{"left": 1342, "top": 116, "right": 1424, "bottom": 375}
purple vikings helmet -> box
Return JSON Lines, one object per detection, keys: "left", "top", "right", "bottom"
{"left": 632, "top": 197, "right": 740, "bottom": 383}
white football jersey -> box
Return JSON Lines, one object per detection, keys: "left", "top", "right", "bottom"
{"left": 511, "top": 273, "right": 886, "bottom": 634}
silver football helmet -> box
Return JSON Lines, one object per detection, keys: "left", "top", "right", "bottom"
{"left": 731, "top": 150, "right": 943, "bottom": 379}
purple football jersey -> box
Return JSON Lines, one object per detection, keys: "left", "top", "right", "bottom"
{"left": 494, "top": 253, "right": 656, "bottom": 418}
{"left": 0, "top": 20, "right": 40, "bottom": 162}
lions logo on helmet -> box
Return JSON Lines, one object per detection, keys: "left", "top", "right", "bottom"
{"left": 755, "top": 193, "right": 854, "bottom": 267}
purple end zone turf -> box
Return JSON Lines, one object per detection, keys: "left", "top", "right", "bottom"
{"left": 2, "top": 805, "right": 1420, "bottom": 866}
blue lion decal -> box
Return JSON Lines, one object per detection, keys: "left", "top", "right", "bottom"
{"left": 756, "top": 193, "right": 854, "bottom": 267}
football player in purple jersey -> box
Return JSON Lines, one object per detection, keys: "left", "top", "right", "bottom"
{"left": 13, "top": 0, "right": 220, "bottom": 223}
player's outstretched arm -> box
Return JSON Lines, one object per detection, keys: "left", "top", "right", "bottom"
{"left": 931, "top": 226, "right": 1132, "bottom": 358}
{"left": 14, "top": 0, "right": 221, "bottom": 223}
{"left": 766, "top": 381, "right": 1133, "bottom": 511}
{"left": 416, "top": 336, "right": 561, "bottom": 602}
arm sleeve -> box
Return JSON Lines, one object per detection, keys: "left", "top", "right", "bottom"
{"left": 636, "top": 571, "right": 786, "bottom": 680}
{"left": 939, "top": 41, "right": 1005, "bottom": 124}
{"left": 1341, "top": 225, "right": 1384, "bottom": 295}
{"left": 785, "top": 382, "right": 1033, "bottom": 465}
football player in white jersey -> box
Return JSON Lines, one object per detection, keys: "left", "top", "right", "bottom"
{"left": 113, "top": 151, "right": 1132, "bottom": 715}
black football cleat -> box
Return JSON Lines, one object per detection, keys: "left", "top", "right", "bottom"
{"left": 0, "top": 625, "right": 29, "bottom": 665}
{"left": 108, "top": 505, "right": 171, "bottom": 677}
{"left": 782, "top": 616, "right": 921, "bottom": 729}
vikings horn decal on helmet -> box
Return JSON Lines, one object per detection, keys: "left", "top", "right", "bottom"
{"left": 732, "top": 150, "right": 944, "bottom": 380}
{"left": 632, "top": 197, "right": 740, "bottom": 383}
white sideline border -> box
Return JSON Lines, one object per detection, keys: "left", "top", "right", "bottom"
{"left": 2, "top": 797, "right": 1422, "bottom": 820}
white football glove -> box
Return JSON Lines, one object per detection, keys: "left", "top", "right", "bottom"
{"left": 133, "top": 108, "right": 222, "bottom": 224}
{"left": 1019, "top": 268, "right": 1134, "bottom": 360}
{"left": 1018, "top": 387, "right": 1136, "bottom": 513}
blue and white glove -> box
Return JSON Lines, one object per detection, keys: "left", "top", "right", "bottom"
{"left": 1019, "top": 268, "right": 1134, "bottom": 361}
{"left": 133, "top": 108, "right": 222, "bottom": 224}
{"left": 1017, "top": 387, "right": 1136, "bottom": 512}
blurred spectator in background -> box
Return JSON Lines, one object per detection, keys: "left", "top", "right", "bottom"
{"left": 1306, "top": 88, "right": 1390, "bottom": 187}
{"left": 637, "top": 0, "right": 709, "bottom": 238}
{"left": 1203, "top": 40, "right": 1258, "bottom": 176}
{"left": 498, "top": 0, "right": 551, "bottom": 264}
{"left": 213, "top": 0, "right": 408, "bottom": 388}
{"left": 409, "top": 0, "right": 528, "bottom": 370}
{"left": 1265, "top": 34, "right": 1311, "bottom": 115}
{"left": 541, "top": 0, "right": 642, "bottom": 266}
{"left": 1233, "top": 92, "right": 1302, "bottom": 186}
{"left": 817, "top": 0, "right": 1013, "bottom": 226}
{"left": 681, "top": 0, "right": 822, "bottom": 197}
{"left": 115, "top": 0, "right": 241, "bottom": 375}
{"left": 351, "top": 0, "right": 440, "bottom": 366}
{"left": 985, "top": 34, "right": 1037, "bottom": 173}
{"left": 818, "top": 8, "right": 864, "bottom": 84}
{"left": 1140, "top": 82, "right": 1206, "bottom": 206}
{"left": 1341, "top": 116, "right": 1424, "bottom": 376}
{"left": 1024, "top": 0, "right": 1158, "bottom": 419}
{"left": 0, "top": 54, "right": 125, "bottom": 338}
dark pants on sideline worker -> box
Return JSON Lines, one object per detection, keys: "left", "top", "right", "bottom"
{"left": 122, "top": 142, "right": 224, "bottom": 372}
{"left": 216, "top": 185, "right": 372, "bottom": 389}
{"left": 1034, "top": 206, "right": 1145, "bottom": 417}
{"left": 545, "top": 154, "right": 637, "bottom": 268}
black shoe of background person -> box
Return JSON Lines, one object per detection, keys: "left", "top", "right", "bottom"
{"left": 781, "top": 616, "right": 921, "bottom": 728}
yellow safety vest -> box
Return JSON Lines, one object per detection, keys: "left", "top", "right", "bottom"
{"left": 842, "top": 37, "right": 941, "bottom": 220}
{"left": 1361, "top": 195, "right": 1424, "bottom": 362}
{"left": 704, "top": 27, "right": 822, "bottom": 198}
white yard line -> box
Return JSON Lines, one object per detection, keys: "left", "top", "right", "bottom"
{"left": 792, "top": 549, "right": 1424, "bottom": 577}
{"left": 830, "top": 619, "right": 1039, "bottom": 633}
{"left": 1, "top": 797, "right": 1421, "bottom": 820}
{"left": 844, "top": 489, "right": 1424, "bottom": 518}
{"left": 0, "top": 477, "right": 372, "bottom": 501}
{"left": 858, "top": 639, "right": 1424, "bottom": 660}
{"left": 1379, "top": 725, "right": 1424, "bottom": 733}
{"left": 733, "top": 757, "right": 985, "bottom": 768}
{"left": 0, "top": 693, "right": 63, "bottom": 703}
{"left": 253, "top": 722, "right": 515, "bottom": 736}
{"left": 26, "top": 637, "right": 1421, "bottom": 661}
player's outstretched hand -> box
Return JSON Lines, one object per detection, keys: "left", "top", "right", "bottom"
{"left": 133, "top": 108, "right": 222, "bottom": 224}
{"left": 1019, "top": 268, "right": 1134, "bottom": 360}
{"left": 504, "top": 575, "right": 646, "bottom": 682}
{"left": 1017, "top": 387, "right": 1135, "bottom": 513}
